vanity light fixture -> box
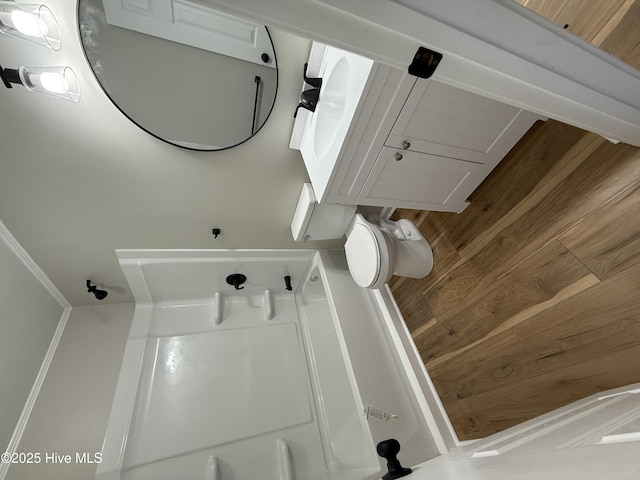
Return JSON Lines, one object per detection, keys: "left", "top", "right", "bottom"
{"left": 0, "top": 2, "right": 62, "bottom": 50}
{"left": 0, "top": 3, "right": 80, "bottom": 102}
{"left": 1, "top": 64, "right": 80, "bottom": 102}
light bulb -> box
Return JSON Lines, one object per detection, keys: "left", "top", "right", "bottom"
{"left": 39, "top": 72, "right": 69, "bottom": 94}
{"left": 17, "top": 66, "right": 80, "bottom": 102}
{"left": 10, "top": 10, "right": 48, "bottom": 37}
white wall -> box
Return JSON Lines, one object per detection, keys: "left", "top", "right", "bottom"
{"left": 0, "top": 0, "right": 343, "bottom": 308}
{"left": 0, "top": 222, "right": 66, "bottom": 455}
{"left": 6, "top": 303, "right": 134, "bottom": 480}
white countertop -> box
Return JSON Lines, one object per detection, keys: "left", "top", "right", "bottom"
{"left": 290, "top": 42, "right": 374, "bottom": 203}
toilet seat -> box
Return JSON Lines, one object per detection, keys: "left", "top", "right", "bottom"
{"left": 344, "top": 217, "right": 396, "bottom": 289}
{"left": 290, "top": 184, "right": 433, "bottom": 288}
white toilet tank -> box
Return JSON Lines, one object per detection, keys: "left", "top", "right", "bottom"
{"left": 291, "top": 184, "right": 357, "bottom": 241}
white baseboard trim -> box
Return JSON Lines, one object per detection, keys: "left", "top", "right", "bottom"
{"left": 371, "top": 285, "right": 460, "bottom": 452}
{"left": 0, "top": 306, "right": 71, "bottom": 480}
{"left": 0, "top": 220, "right": 70, "bottom": 310}
{"left": 0, "top": 220, "right": 71, "bottom": 480}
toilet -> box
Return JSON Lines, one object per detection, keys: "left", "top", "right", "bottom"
{"left": 291, "top": 184, "right": 433, "bottom": 288}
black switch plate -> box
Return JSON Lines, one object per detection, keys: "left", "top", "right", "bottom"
{"left": 408, "top": 47, "right": 442, "bottom": 79}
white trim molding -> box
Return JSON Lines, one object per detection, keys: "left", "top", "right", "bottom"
{"left": 0, "top": 308, "right": 71, "bottom": 480}
{"left": 0, "top": 221, "right": 70, "bottom": 310}
{"left": 0, "top": 221, "right": 70, "bottom": 480}
{"left": 206, "top": 0, "right": 640, "bottom": 145}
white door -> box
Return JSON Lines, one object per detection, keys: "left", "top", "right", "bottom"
{"left": 102, "top": 0, "right": 275, "bottom": 67}
{"left": 408, "top": 384, "right": 640, "bottom": 479}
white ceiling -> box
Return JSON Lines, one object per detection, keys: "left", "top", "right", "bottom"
{"left": 0, "top": 0, "right": 342, "bottom": 306}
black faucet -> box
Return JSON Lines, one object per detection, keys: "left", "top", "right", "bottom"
{"left": 294, "top": 63, "right": 323, "bottom": 118}
{"left": 301, "top": 62, "right": 323, "bottom": 89}
{"left": 294, "top": 88, "right": 320, "bottom": 117}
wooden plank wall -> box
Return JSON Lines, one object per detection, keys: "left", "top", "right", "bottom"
{"left": 389, "top": 0, "right": 640, "bottom": 440}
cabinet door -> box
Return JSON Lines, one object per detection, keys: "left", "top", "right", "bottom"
{"left": 358, "top": 147, "right": 486, "bottom": 212}
{"left": 386, "top": 79, "right": 535, "bottom": 165}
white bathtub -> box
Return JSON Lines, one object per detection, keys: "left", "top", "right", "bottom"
{"left": 96, "top": 249, "right": 456, "bottom": 480}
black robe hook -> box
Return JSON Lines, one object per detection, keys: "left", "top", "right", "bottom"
{"left": 226, "top": 274, "right": 247, "bottom": 290}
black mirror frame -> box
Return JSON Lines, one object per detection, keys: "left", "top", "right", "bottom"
{"left": 76, "top": 0, "right": 279, "bottom": 152}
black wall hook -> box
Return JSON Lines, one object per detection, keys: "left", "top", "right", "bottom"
{"left": 226, "top": 274, "right": 247, "bottom": 290}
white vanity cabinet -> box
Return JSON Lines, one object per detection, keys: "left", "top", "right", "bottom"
{"left": 359, "top": 147, "right": 487, "bottom": 213}
{"left": 292, "top": 45, "right": 543, "bottom": 212}
{"left": 356, "top": 77, "right": 543, "bottom": 212}
{"left": 385, "top": 80, "right": 537, "bottom": 164}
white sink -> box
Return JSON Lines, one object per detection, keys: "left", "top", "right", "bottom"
{"left": 291, "top": 43, "right": 374, "bottom": 201}
{"left": 314, "top": 56, "right": 350, "bottom": 160}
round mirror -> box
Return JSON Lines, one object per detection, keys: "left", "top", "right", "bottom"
{"left": 77, "top": 0, "right": 278, "bottom": 151}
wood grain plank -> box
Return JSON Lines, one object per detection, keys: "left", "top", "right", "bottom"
{"left": 412, "top": 127, "right": 602, "bottom": 305}
{"left": 425, "top": 273, "right": 600, "bottom": 371}
{"left": 427, "top": 331, "right": 545, "bottom": 404}
{"left": 411, "top": 317, "right": 438, "bottom": 339}
{"left": 389, "top": 277, "right": 435, "bottom": 333}
{"left": 404, "top": 127, "right": 605, "bottom": 312}
{"left": 597, "top": 0, "right": 640, "bottom": 68}
{"left": 559, "top": 180, "right": 640, "bottom": 280}
{"left": 456, "top": 132, "right": 604, "bottom": 265}
{"left": 415, "top": 241, "right": 594, "bottom": 362}
{"left": 424, "top": 120, "right": 586, "bottom": 253}
{"left": 442, "top": 343, "right": 640, "bottom": 440}
{"left": 423, "top": 142, "right": 640, "bottom": 323}
{"left": 512, "top": 262, "right": 640, "bottom": 373}
{"left": 555, "top": 0, "right": 628, "bottom": 42}
{"left": 516, "top": 0, "right": 630, "bottom": 46}
{"left": 591, "top": 0, "right": 636, "bottom": 47}
{"left": 516, "top": 0, "right": 569, "bottom": 22}
{"left": 415, "top": 220, "right": 462, "bottom": 294}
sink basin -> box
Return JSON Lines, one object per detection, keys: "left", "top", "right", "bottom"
{"left": 291, "top": 43, "right": 374, "bottom": 202}
{"left": 313, "top": 57, "right": 350, "bottom": 159}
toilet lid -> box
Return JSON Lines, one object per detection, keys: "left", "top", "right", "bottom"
{"left": 344, "top": 222, "right": 388, "bottom": 288}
